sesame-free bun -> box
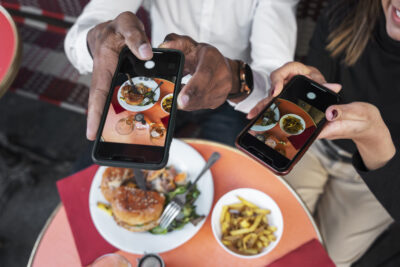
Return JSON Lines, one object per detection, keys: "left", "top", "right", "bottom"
{"left": 101, "top": 167, "right": 134, "bottom": 202}
{"left": 111, "top": 187, "right": 165, "bottom": 231}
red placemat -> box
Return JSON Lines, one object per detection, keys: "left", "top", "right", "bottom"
{"left": 268, "top": 239, "right": 335, "bottom": 267}
{"left": 0, "top": 7, "right": 17, "bottom": 84}
{"left": 56, "top": 165, "right": 117, "bottom": 266}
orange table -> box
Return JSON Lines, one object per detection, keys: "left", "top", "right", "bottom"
{"left": 29, "top": 139, "right": 322, "bottom": 267}
{"left": 0, "top": 5, "right": 21, "bottom": 97}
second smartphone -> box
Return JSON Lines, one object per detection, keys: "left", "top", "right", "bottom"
{"left": 236, "top": 75, "right": 340, "bottom": 175}
{"left": 92, "top": 47, "right": 184, "bottom": 169}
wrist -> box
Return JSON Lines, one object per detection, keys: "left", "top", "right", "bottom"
{"left": 354, "top": 129, "right": 396, "bottom": 170}
{"left": 228, "top": 59, "right": 241, "bottom": 95}
{"left": 227, "top": 59, "right": 252, "bottom": 103}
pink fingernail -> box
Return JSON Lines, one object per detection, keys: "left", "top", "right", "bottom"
{"left": 181, "top": 95, "right": 189, "bottom": 106}
{"left": 139, "top": 43, "right": 152, "bottom": 59}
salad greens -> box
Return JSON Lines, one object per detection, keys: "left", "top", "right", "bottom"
{"left": 149, "top": 183, "right": 204, "bottom": 235}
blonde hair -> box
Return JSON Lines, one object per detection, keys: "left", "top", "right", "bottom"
{"left": 326, "top": 0, "right": 381, "bottom": 66}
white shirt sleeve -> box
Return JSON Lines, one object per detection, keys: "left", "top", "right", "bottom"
{"left": 64, "top": 0, "right": 144, "bottom": 74}
{"left": 231, "top": 0, "right": 298, "bottom": 114}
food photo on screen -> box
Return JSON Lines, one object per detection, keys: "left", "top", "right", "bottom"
{"left": 101, "top": 70, "right": 176, "bottom": 148}
{"left": 248, "top": 98, "right": 325, "bottom": 160}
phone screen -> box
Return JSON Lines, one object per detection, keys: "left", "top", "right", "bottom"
{"left": 238, "top": 76, "right": 340, "bottom": 172}
{"left": 94, "top": 48, "right": 183, "bottom": 167}
{"left": 248, "top": 95, "right": 325, "bottom": 160}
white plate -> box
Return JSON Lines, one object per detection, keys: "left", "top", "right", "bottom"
{"left": 279, "top": 114, "right": 306, "bottom": 135}
{"left": 211, "top": 188, "right": 283, "bottom": 259}
{"left": 89, "top": 139, "right": 214, "bottom": 254}
{"left": 117, "top": 77, "right": 160, "bottom": 112}
{"left": 251, "top": 103, "right": 280, "bottom": 132}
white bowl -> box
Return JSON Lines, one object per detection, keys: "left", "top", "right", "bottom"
{"left": 211, "top": 188, "right": 283, "bottom": 259}
{"left": 279, "top": 114, "right": 306, "bottom": 135}
{"left": 161, "top": 93, "right": 173, "bottom": 114}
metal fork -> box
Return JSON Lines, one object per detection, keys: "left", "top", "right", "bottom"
{"left": 159, "top": 152, "right": 221, "bottom": 229}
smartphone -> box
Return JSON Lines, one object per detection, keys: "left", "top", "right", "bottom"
{"left": 92, "top": 47, "right": 184, "bottom": 169}
{"left": 236, "top": 75, "right": 340, "bottom": 175}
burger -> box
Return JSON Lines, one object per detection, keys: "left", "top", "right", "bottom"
{"left": 111, "top": 186, "right": 165, "bottom": 232}
{"left": 101, "top": 167, "right": 134, "bottom": 202}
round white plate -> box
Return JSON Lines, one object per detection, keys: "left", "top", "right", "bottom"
{"left": 251, "top": 103, "right": 280, "bottom": 132}
{"left": 279, "top": 113, "right": 306, "bottom": 135}
{"left": 117, "top": 77, "right": 160, "bottom": 112}
{"left": 211, "top": 188, "right": 283, "bottom": 259}
{"left": 89, "top": 139, "right": 214, "bottom": 254}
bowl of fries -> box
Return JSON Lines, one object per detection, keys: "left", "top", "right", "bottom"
{"left": 211, "top": 188, "right": 283, "bottom": 258}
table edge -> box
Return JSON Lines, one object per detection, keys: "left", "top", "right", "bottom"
{"left": 28, "top": 138, "right": 323, "bottom": 266}
{"left": 28, "top": 203, "right": 62, "bottom": 267}
{"left": 0, "top": 5, "right": 22, "bottom": 97}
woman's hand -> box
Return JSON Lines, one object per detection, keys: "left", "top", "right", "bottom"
{"left": 321, "top": 102, "right": 395, "bottom": 170}
{"left": 248, "top": 61, "right": 395, "bottom": 170}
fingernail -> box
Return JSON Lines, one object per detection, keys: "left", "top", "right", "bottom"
{"left": 178, "top": 94, "right": 189, "bottom": 108}
{"left": 329, "top": 109, "right": 338, "bottom": 121}
{"left": 269, "top": 88, "right": 275, "bottom": 97}
{"left": 139, "top": 43, "right": 152, "bottom": 59}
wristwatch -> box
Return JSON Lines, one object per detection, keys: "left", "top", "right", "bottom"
{"left": 227, "top": 60, "right": 254, "bottom": 99}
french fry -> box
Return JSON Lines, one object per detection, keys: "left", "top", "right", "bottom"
{"left": 237, "top": 196, "right": 258, "bottom": 208}
{"left": 220, "top": 205, "right": 228, "bottom": 223}
{"left": 220, "top": 196, "right": 278, "bottom": 256}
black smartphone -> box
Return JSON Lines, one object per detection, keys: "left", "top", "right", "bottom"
{"left": 92, "top": 47, "right": 184, "bottom": 169}
{"left": 236, "top": 75, "right": 340, "bottom": 175}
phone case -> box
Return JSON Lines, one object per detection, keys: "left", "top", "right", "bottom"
{"left": 235, "top": 75, "right": 340, "bottom": 176}
{"left": 92, "top": 47, "right": 185, "bottom": 170}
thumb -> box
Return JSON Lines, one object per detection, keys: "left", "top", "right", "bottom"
{"left": 247, "top": 96, "right": 273, "bottom": 119}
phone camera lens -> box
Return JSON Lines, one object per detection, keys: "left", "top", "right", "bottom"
{"left": 307, "top": 92, "right": 316, "bottom": 100}
{"left": 144, "top": 60, "right": 155, "bottom": 69}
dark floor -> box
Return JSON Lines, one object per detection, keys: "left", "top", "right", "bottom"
{"left": 0, "top": 92, "right": 88, "bottom": 266}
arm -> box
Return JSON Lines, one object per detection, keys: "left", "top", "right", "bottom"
{"left": 234, "top": 0, "right": 298, "bottom": 113}
{"left": 64, "top": 0, "right": 144, "bottom": 74}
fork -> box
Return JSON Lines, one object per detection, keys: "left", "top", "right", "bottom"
{"left": 159, "top": 152, "right": 221, "bottom": 229}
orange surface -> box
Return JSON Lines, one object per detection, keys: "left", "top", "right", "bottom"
{"left": 31, "top": 140, "right": 321, "bottom": 267}
{"left": 249, "top": 99, "right": 315, "bottom": 159}
{"left": 102, "top": 78, "right": 173, "bottom": 146}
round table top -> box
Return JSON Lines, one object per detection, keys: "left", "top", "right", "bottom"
{"left": 29, "top": 139, "right": 322, "bottom": 267}
{"left": 0, "top": 5, "right": 21, "bottom": 97}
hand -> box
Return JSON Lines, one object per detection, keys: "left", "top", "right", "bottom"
{"left": 86, "top": 12, "right": 152, "bottom": 140}
{"left": 247, "top": 61, "right": 341, "bottom": 119}
{"left": 321, "top": 102, "right": 395, "bottom": 170}
{"left": 159, "top": 33, "right": 241, "bottom": 111}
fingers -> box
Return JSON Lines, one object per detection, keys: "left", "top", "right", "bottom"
{"left": 87, "top": 56, "right": 117, "bottom": 140}
{"left": 114, "top": 12, "right": 152, "bottom": 60}
{"left": 247, "top": 97, "right": 273, "bottom": 119}
{"left": 322, "top": 83, "right": 342, "bottom": 94}
{"left": 270, "top": 62, "right": 326, "bottom": 97}
{"left": 319, "top": 102, "right": 379, "bottom": 140}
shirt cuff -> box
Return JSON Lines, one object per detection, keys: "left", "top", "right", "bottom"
{"left": 75, "top": 26, "right": 95, "bottom": 74}
{"left": 227, "top": 68, "right": 269, "bottom": 114}
{"left": 352, "top": 150, "right": 399, "bottom": 176}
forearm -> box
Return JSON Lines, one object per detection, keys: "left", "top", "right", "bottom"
{"left": 230, "top": 0, "right": 298, "bottom": 113}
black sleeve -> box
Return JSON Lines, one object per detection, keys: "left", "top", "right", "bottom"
{"left": 353, "top": 150, "right": 400, "bottom": 222}
{"left": 305, "top": 8, "right": 339, "bottom": 82}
